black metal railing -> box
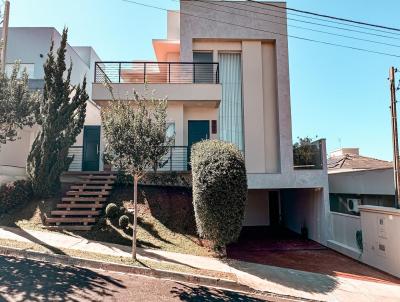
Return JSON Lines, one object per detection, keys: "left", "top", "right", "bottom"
{"left": 67, "top": 146, "right": 191, "bottom": 172}
{"left": 95, "top": 62, "right": 219, "bottom": 84}
{"left": 157, "top": 146, "right": 190, "bottom": 172}
{"left": 68, "top": 146, "right": 84, "bottom": 171}
{"left": 293, "top": 140, "right": 324, "bottom": 170}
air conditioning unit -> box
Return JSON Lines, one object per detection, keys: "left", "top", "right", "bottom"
{"left": 346, "top": 198, "right": 361, "bottom": 213}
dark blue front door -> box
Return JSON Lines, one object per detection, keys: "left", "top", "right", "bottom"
{"left": 188, "top": 120, "right": 210, "bottom": 168}
{"left": 82, "top": 126, "right": 100, "bottom": 171}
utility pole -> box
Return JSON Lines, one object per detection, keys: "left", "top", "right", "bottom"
{"left": 0, "top": 0, "right": 10, "bottom": 73}
{"left": 389, "top": 66, "right": 400, "bottom": 209}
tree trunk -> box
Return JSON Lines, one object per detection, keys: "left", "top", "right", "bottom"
{"left": 132, "top": 175, "right": 138, "bottom": 260}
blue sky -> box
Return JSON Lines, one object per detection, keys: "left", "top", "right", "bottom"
{"left": 8, "top": 0, "right": 400, "bottom": 160}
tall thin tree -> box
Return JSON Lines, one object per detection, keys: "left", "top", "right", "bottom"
{"left": 27, "top": 28, "right": 88, "bottom": 197}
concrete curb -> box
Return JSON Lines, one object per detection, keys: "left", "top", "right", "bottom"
{"left": 0, "top": 246, "right": 321, "bottom": 302}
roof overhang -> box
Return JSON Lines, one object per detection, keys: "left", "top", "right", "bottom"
{"left": 152, "top": 39, "right": 180, "bottom": 62}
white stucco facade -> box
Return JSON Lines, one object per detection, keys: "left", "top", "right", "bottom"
{"left": 0, "top": 27, "right": 101, "bottom": 179}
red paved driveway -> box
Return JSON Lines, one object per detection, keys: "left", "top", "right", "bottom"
{"left": 227, "top": 227, "right": 399, "bottom": 285}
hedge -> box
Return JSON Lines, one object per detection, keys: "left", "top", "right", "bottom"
{"left": 0, "top": 180, "right": 33, "bottom": 215}
{"left": 191, "top": 140, "right": 247, "bottom": 248}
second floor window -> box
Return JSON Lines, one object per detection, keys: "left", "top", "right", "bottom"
{"left": 193, "top": 52, "right": 214, "bottom": 83}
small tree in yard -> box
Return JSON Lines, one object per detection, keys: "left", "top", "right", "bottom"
{"left": 0, "top": 63, "right": 40, "bottom": 148}
{"left": 27, "top": 28, "right": 88, "bottom": 197}
{"left": 101, "top": 88, "right": 170, "bottom": 260}
{"left": 191, "top": 140, "right": 247, "bottom": 251}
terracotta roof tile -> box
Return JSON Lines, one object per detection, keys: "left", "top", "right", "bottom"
{"left": 328, "top": 154, "right": 392, "bottom": 171}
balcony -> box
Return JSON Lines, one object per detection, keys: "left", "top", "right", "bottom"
{"left": 67, "top": 146, "right": 190, "bottom": 172}
{"left": 95, "top": 61, "right": 219, "bottom": 84}
{"left": 293, "top": 139, "right": 325, "bottom": 170}
{"left": 92, "top": 61, "right": 222, "bottom": 105}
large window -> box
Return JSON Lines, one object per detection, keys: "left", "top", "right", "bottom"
{"left": 218, "top": 52, "right": 244, "bottom": 151}
{"left": 193, "top": 52, "right": 214, "bottom": 83}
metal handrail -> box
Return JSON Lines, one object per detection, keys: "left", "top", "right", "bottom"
{"left": 67, "top": 145, "right": 191, "bottom": 172}
{"left": 95, "top": 61, "right": 220, "bottom": 84}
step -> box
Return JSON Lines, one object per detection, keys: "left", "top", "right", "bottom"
{"left": 75, "top": 180, "right": 115, "bottom": 185}
{"left": 46, "top": 217, "right": 96, "bottom": 223}
{"left": 66, "top": 191, "right": 110, "bottom": 196}
{"left": 62, "top": 197, "right": 107, "bottom": 202}
{"left": 46, "top": 225, "right": 92, "bottom": 231}
{"left": 51, "top": 210, "right": 101, "bottom": 216}
{"left": 64, "top": 171, "right": 116, "bottom": 176}
{"left": 84, "top": 175, "right": 117, "bottom": 180}
{"left": 70, "top": 185, "right": 113, "bottom": 190}
{"left": 57, "top": 203, "right": 105, "bottom": 209}
{"left": 79, "top": 171, "right": 116, "bottom": 175}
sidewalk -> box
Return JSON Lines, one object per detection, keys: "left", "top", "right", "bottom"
{"left": 0, "top": 226, "right": 399, "bottom": 302}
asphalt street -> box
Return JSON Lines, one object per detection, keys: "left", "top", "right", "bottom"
{"left": 0, "top": 255, "right": 271, "bottom": 302}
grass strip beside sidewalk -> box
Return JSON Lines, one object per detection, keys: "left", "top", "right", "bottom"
{"left": 0, "top": 238, "right": 235, "bottom": 281}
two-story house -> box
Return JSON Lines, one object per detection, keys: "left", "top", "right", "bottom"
{"left": 90, "top": 1, "right": 330, "bottom": 246}
{"left": 0, "top": 2, "right": 331, "bottom": 247}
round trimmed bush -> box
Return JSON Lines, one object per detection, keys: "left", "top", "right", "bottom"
{"left": 191, "top": 140, "right": 247, "bottom": 248}
{"left": 105, "top": 203, "right": 118, "bottom": 218}
{"left": 119, "top": 206, "right": 127, "bottom": 215}
{"left": 119, "top": 215, "right": 130, "bottom": 229}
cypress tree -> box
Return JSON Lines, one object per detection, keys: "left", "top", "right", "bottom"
{"left": 27, "top": 28, "right": 88, "bottom": 197}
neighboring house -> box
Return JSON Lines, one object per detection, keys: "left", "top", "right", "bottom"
{"left": 90, "top": 1, "right": 331, "bottom": 246}
{"left": 327, "top": 147, "right": 395, "bottom": 259}
{"left": 0, "top": 27, "right": 102, "bottom": 182}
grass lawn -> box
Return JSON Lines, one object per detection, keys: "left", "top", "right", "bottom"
{"left": 0, "top": 185, "right": 215, "bottom": 257}
{"left": 0, "top": 238, "right": 235, "bottom": 281}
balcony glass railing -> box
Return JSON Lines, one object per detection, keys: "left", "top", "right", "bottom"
{"left": 293, "top": 139, "right": 324, "bottom": 170}
{"left": 95, "top": 61, "right": 219, "bottom": 84}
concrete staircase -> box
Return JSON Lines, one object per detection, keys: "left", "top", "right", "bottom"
{"left": 46, "top": 172, "right": 116, "bottom": 231}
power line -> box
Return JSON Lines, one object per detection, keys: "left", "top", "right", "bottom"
{"left": 185, "top": 0, "right": 400, "bottom": 49}
{"left": 240, "top": 0, "right": 400, "bottom": 38}
{"left": 242, "top": 1, "right": 400, "bottom": 37}
{"left": 183, "top": 0, "right": 400, "bottom": 41}
{"left": 248, "top": 0, "right": 400, "bottom": 33}
{"left": 121, "top": 0, "right": 400, "bottom": 58}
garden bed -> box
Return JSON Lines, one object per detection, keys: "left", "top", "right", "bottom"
{"left": 0, "top": 185, "right": 215, "bottom": 257}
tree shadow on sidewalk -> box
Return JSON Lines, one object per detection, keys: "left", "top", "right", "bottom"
{"left": 0, "top": 255, "right": 126, "bottom": 302}
{"left": 226, "top": 259, "right": 339, "bottom": 295}
{"left": 170, "top": 283, "right": 265, "bottom": 302}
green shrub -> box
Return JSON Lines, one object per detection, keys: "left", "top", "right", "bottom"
{"left": 105, "top": 203, "right": 118, "bottom": 218}
{"left": 119, "top": 215, "right": 130, "bottom": 229}
{"left": 95, "top": 217, "right": 107, "bottom": 230}
{"left": 119, "top": 206, "right": 127, "bottom": 216}
{"left": 0, "top": 180, "right": 33, "bottom": 215}
{"left": 191, "top": 140, "right": 247, "bottom": 248}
